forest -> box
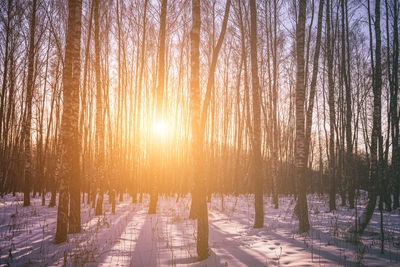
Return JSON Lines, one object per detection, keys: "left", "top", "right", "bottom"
{"left": 0, "top": 0, "right": 400, "bottom": 265}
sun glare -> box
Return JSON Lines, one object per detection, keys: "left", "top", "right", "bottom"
{"left": 153, "top": 120, "right": 168, "bottom": 137}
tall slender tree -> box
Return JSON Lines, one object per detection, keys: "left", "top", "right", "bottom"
{"left": 68, "top": 0, "right": 83, "bottom": 233}
{"left": 0, "top": 0, "right": 13, "bottom": 149}
{"left": 148, "top": 0, "right": 168, "bottom": 214}
{"left": 55, "top": 0, "right": 82, "bottom": 243}
{"left": 249, "top": 0, "right": 264, "bottom": 228}
{"left": 94, "top": 0, "right": 105, "bottom": 216}
{"left": 23, "top": 0, "right": 37, "bottom": 207}
{"left": 190, "top": 0, "right": 209, "bottom": 259}
{"left": 294, "top": 0, "right": 310, "bottom": 233}
{"left": 326, "top": 0, "right": 336, "bottom": 211}
{"left": 342, "top": 0, "right": 354, "bottom": 208}
{"left": 305, "top": 0, "right": 324, "bottom": 167}
{"left": 390, "top": 0, "right": 400, "bottom": 209}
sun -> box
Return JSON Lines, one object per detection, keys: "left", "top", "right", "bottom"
{"left": 153, "top": 120, "right": 168, "bottom": 137}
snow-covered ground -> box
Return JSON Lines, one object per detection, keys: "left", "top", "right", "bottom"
{"left": 0, "top": 192, "right": 399, "bottom": 266}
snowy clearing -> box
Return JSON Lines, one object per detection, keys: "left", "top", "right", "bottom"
{"left": 1, "top": 193, "right": 400, "bottom": 266}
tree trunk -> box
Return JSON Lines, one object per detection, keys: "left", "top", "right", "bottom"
{"left": 55, "top": 0, "right": 82, "bottom": 242}
{"left": 23, "top": 0, "right": 37, "bottom": 207}
{"left": 249, "top": 0, "right": 264, "bottom": 229}
{"left": 305, "top": 0, "right": 324, "bottom": 170}
{"left": 342, "top": 0, "right": 354, "bottom": 209}
{"left": 94, "top": 0, "right": 105, "bottom": 216}
{"left": 148, "top": 0, "right": 167, "bottom": 214}
{"left": 390, "top": 0, "right": 400, "bottom": 209}
{"left": 326, "top": 0, "right": 336, "bottom": 211}
{"left": 190, "top": 0, "right": 209, "bottom": 259}
{"left": 294, "top": 0, "right": 310, "bottom": 233}
{"left": 68, "top": 0, "right": 83, "bottom": 233}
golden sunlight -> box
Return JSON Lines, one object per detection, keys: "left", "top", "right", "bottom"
{"left": 153, "top": 120, "right": 168, "bottom": 137}
{"left": 6, "top": 0, "right": 394, "bottom": 265}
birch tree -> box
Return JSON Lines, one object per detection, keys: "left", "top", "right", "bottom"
{"left": 55, "top": 0, "right": 82, "bottom": 243}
